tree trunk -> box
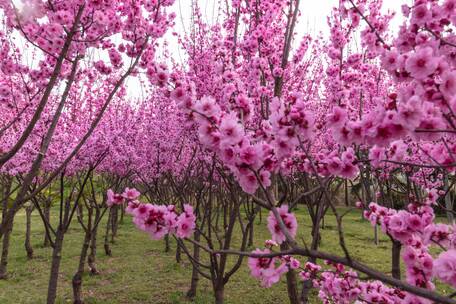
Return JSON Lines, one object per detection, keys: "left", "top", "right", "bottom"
{"left": 0, "top": 218, "right": 13, "bottom": 279}
{"left": 104, "top": 212, "right": 112, "bottom": 256}
{"left": 88, "top": 209, "right": 100, "bottom": 275}
{"left": 186, "top": 230, "right": 200, "bottom": 299}
{"left": 46, "top": 227, "right": 65, "bottom": 304}
{"left": 300, "top": 279, "right": 314, "bottom": 304}
{"left": 119, "top": 204, "right": 124, "bottom": 224}
{"left": 111, "top": 207, "right": 118, "bottom": 243}
{"left": 43, "top": 200, "right": 51, "bottom": 247}
{"left": 281, "top": 242, "right": 299, "bottom": 304}
{"left": 258, "top": 205, "right": 262, "bottom": 224}
{"left": 175, "top": 243, "right": 181, "bottom": 263}
{"left": 72, "top": 232, "right": 90, "bottom": 304}
{"left": 392, "top": 240, "right": 401, "bottom": 280}
{"left": 0, "top": 177, "right": 13, "bottom": 279}
{"left": 25, "top": 206, "right": 34, "bottom": 259}
{"left": 444, "top": 174, "right": 454, "bottom": 224}
{"left": 247, "top": 221, "right": 254, "bottom": 247}
{"left": 374, "top": 224, "right": 379, "bottom": 246}
{"left": 300, "top": 204, "right": 323, "bottom": 303}
{"left": 77, "top": 203, "right": 83, "bottom": 223}
{"left": 164, "top": 234, "right": 170, "bottom": 252}
{"left": 214, "top": 284, "right": 224, "bottom": 304}
{"left": 1, "top": 176, "right": 12, "bottom": 223}
{"left": 223, "top": 202, "right": 227, "bottom": 231}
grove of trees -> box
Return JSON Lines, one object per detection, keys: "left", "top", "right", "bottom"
{"left": 1, "top": 0, "right": 456, "bottom": 303}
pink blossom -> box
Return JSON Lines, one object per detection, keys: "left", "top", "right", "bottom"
{"left": 238, "top": 173, "right": 259, "bottom": 194}
{"left": 426, "top": 189, "right": 439, "bottom": 205}
{"left": 248, "top": 249, "right": 275, "bottom": 278}
{"left": 125, "top": 200, "right": 140, "bottom": 215}
{"left": 407, "top": 214, "right": 424, "bottom": 231}
{"left": 176, "top": 204, "right": 196, "bottom": 238}
{"left": 443, "top": 0, "right": 456, "bottom": 16}
{"left": 405, "top": 47, "right": 439, "bottom": 80}
{"left": 389, "top": 140, "right": 408, "bottom": 162}
{"left": 440, "top": 71, "right": 456, "bottom": 100}
{"left": 239, "top": 145, "right": 260, "bottom": 167}
{"left": 219, "top": 114, "right": 244, "bottom": 145}
{"left": 122, "top": 187, "right": 140, "bottom": 200}
{"left": 411, "top": 4, "right": 431, "bottom": 26}
{"left": 339, "top": 163, "right": 359, "bottom": 179}
{"left": 219, "top": 143, "right": 236, "bottom": 165}
{"left": 433, "top": 250, "right": 456, "bottom": 287}
{"left": 382, "top": 50, "right": 402, "bottom": 71}
{"left": 327, "top": 106, "right": 348, "bottom": 128}
{"left": 247, "top": 249, "right": 288, "bottom": 287}
{"left": 194, "top": 96, "right": 221, "bottom": 118}
{"left": 289, "top": 257, "right": 300, "bottom": 270}
{"left": 423, "top": 224, "right": 451, "bottom": 246}
{"left": 130, "top": 201, "right": 195, "bottom": 241}
{"left": 398, "top": 96, "right": 423, "bottom": 129}
{"left": 264, "top": 240, "right": 278, "bottom": 248}
{"left": 258, "top": 170, "right": 271, "bottom": 188}
{"left": 369, "top": 145, "right": 386, "bottom": 168}
{"left": 267, "top": 205, "right": 298, "bottom": 244}
{"left": 327, "top": 156, "right": 343, "bottom": 175}
{"left": 170, "top": 87, "right": 187, "bottom": 102}
{"left": 106, "top": 189, "right": 124, "bottom": 207}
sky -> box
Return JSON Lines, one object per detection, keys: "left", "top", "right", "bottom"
{"left": 10, "top": 0, "right": 411, "bottom": 99}
{"left": 161, "top": 0, "right": 408, "bottom": 65}
{"left": 170, "top": 0, "right": 407, "bottom": 39}
{"left": 128, "top": 0, "right": 409, "bottom": 98}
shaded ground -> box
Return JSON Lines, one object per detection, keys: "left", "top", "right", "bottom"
{"left": 0, "top": 207, "right": 445, "bottom": 303}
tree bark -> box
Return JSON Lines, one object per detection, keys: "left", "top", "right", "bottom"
{"left": 374, "top": 224, "right": 379, "bottom": 246}
{"left": 186, "top": 230, "right": 200, "bottom": 299}
{"left": 46, "top": 227, "right": 65, "bottom": 304}
{"left": 247, "top": 221, "right": 254, "bottom": 247}
{"left": 392, "top": 240, "right": 401, "bottom": 280}
{"left": 119, "top": 204, "right": 124, "bottom": 224}
{"left": 43, "top": 200, "right": 51, "bottom": 247}
{"left": 88, "top": 208, "right": 100, "bottom": 275}
{"left": 214, "top": 284, "right": 224, "bottom": 304}
{"left": 175, "top": 243, "right": 181, "bottom": 263}
{"left": 25, "top": 205, "right": 34, "bottom": 259}
{"left": 281, "top": 242, "right": 299, "bottom": 304}
{"left": 300, "top": 200, "right": 324, "bottom": 303}
{"left": 111, "top": 207, "right": 118, "bottom": 243}
{"left": 258, "top": 205, "right": 262, "bottom": 224}
{"left": 444, "top": 173, "right": 454, "bottom": 224}
{"left": 72, "top": 232, "right": 90, "bottom": 304}
{"left": 164, "top": 234, "right": 170, "bottom": 253}
{"left": 0, "top": 218, "right": 13, "bottom": 279}
{"left": 0, "top": 176, "right": 12, "bottom": 279}
{"left": 104, "top": 212, "right": 112, "bottom": 256}
{"left": 1, "top": 176, "right": 12, "bottom": 223}
{"left": 300, "top": 279, "right": 314, "bottom": 304}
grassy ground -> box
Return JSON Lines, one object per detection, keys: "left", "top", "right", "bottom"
{"left": 0, "top": 207, "right": 443, "bottom": 304}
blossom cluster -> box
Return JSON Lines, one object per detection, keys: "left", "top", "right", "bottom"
{"left": 326, "top": 0, "right": 456, "bottom": 164}
{"left": 248, "top": 206, "right": 299, "bottom": 286}
{"left": 106, "top": 187, "right": 141, "bottom": 207}
{"left": 107, "top": 188, "right": 196, "bottom": 240}
{"left": 363, "top": 198, "right": 456, "bottom": 290}
{"left": 307, "top": 262, "right": 411, "bottom": 304}
{"left": 128, "top": 203, "right": 196, "bottom": 240}
{"left": 247, "top": 241, "right": 301, "bottom": 288}
{"left": 266, "top": 205, "right": 298, "bottom": 244}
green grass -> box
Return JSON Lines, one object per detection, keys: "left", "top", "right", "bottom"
{"left": 0, "top": 207, "right": 447, "bottom": 303}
